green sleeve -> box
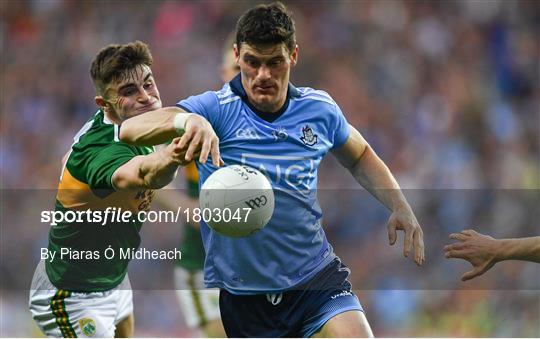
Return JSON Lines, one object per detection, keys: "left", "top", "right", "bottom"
{"left": 84, "top": 143, "right": 140, "bottom": 189}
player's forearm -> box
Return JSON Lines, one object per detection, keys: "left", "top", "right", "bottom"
{"left": 138, "top": 149, "right": 181, "bottom": 188}
{"left": 497, "top": 237, "right": 540, "bottom": 263}
{"left": 119, "top": 107, "right": 188, "bottom": 146}
{"left": 113, "top": 149, "right": 180, "bottom": 189}
{"left": 352, "top": 146, "right": 411, "bottom": 213}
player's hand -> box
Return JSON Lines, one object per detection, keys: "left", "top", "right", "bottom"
{"left": 178, "top": 115, "right": 224, "bottom": 167}
{"left": 166, "top": 137, "right": 193, "bottom": 166}
{"left": 387, "top": 207, "right": 425, "bottom": 266}
{"left": 444, "top": 229, "right": 499, "bottom": 281}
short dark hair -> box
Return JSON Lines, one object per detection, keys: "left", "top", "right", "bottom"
{"left": 235, "top": 2, "right": 296, "bottom": 53}
{"left": 90, "top": 40, "right": 153, "bottom": 94}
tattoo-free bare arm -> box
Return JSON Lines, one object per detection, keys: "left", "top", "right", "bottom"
{"left": 445, "top": 230, "right": 540, "bottom": 281}
{"left": 119, "top": 107, "right": 223, "bottom": 166}
{"left": 119, "top": 107, "right": 186, "bottom": 146}
{"left": 498, "top": 236, "right": 540, "bottom": 262}
{"left": 332, "top": 126, "right": 409, "bottom": 212}
{"left": 332, "top": 125, "right": 425, "bottom": 265}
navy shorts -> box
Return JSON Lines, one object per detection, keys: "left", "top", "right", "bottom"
{"left": 219, "top": 258, "right": 363, "bottom": 337}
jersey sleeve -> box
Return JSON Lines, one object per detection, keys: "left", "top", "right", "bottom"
{"left": 331, "top": 103, "right": 350, "bottom": 149}
{"left": 82, "top": 143, "right": 140, "bottom": 189}
{"left": 176, "top": 91, "right": 222, "bottom": 130}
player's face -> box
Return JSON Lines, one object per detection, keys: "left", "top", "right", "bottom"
{"left": 235, "top": 42, "right": 298, "bottom": 113}
{"left": 97, "top": 65, "right": 162, "bottom": 123}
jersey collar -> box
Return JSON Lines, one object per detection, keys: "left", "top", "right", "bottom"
{"left": 229, "top": 73, "right": 300, "bottom": 123}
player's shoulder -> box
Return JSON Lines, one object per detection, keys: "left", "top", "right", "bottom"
{"left": 178, "top": 84, "right": 240, "bottom": 110}
{"left": 293, "top": 87, "right": 337, "bottom": 107}
{"left": 70, "top": 110, "right": 146, "bottom": 157}
{"left": 215, "top": 83, "right": 241, "bottom": 106}
{"left": 72, "top": 110, "right": 116, "bottom": 148}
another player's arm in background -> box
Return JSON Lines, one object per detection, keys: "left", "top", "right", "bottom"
{"left": 113, "top": 137, "right": 190, "bottom": 189}
{"left": 332, "top": 124, "right": 425, "bottom": 266}
{"left": 119, "top": 106, "right": 222, "bottom": 166}
{"left": 444, "top": 230, "right": 540, "bottom": 281}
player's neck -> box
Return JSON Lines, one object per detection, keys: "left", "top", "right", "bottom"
{"left": 103, "top": 109, "right": 121, "bottom": 125}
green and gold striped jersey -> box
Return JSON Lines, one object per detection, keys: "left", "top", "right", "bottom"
{"left": 46, "top": 110, "right": 155, "bottom": 292}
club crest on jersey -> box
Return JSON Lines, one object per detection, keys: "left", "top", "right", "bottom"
{"left": 300, "top": 125, "right": 318, "bottom": 146}
{"left": 79, "top": 318, "right": 96, "bottom": 337}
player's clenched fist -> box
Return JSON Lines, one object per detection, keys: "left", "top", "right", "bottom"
{"left": 387, "top": 207, "right": 425, "bottom": 266}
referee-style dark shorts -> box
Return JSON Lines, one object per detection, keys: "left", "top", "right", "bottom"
{"left": 219, "top": 258, "right": 364, "bottom": 337}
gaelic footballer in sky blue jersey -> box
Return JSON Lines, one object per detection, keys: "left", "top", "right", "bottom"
{"left": 119, "top": 3, "right": 424, "bottom": 337}
{"left": 177, "top": 74, "right": 350, "bottom": 294}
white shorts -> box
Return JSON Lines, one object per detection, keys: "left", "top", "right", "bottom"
{"left": 29, "top": 260, "right": 133, "bottom": 338}
{"left": 174, "top": 266, "right": 221, "bottom": 329}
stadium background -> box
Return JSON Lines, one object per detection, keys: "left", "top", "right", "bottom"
{"left": 1, "top": 0, "right": 538, "bottom": 337}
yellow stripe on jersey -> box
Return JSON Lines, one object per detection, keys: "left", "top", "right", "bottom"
{"left": 186, "top": 161, "right": 199, "bottom": 183}
{"left": 56, "top": 166, "right": 93, "bottom": 209}
{"left": 57, "top": 167, "right": 155, "bottom": 213}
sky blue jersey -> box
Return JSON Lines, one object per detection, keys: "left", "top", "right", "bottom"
{"left": 177, "top": 74, "right": 350, "bottom": 294}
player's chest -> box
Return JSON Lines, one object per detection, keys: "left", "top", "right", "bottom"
{"left": 219, "top": 111, "right": 331, "bottom": 157}
{"left": 217, "top": 112, "right": 330, "bottom": 190}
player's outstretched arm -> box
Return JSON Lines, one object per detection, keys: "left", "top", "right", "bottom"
{"left": 119, "top": 106, "right": 222, "bottom": 167}
{"left": 119, "top": 107, "right": 184, "bottom": 145}
{"left": 113, "top": 138, "right": 191, "bottom": 189}
{"left": 332, "top": 125, "right": 425, "bottom": 266}
{"left": 444, "top": 230, "right": 540, "bottom": 281}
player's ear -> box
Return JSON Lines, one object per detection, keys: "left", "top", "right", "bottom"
{"left": 233, "top": 43, "right": 240, "bottom": 62}
{"left": 95, "top": 96, "right": 107, "bottom": 111}
{"left": 290, "top": 45, "right": 298, "bottom": 67}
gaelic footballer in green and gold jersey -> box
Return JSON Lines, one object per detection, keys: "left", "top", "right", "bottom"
{"left": 48, "top": 109, "right": 155, "bottom": 292}
{"left": 29, "top": 40, "right": 221, "bottom": 338}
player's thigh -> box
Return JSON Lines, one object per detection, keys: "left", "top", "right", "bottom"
{"left": 114, "top": 313, "right": 134, "bottom": 338}
{"left": 175, "top": 267, "right": 222, "bottom": 331}
{"left": 114, "top": 282, "right": 135, "bottom": 337}
{"left": 114, "top": 283, "right": 133, "bottom": 337}
{"left": 312, "top": 310, "right": 373, "bottom": 338}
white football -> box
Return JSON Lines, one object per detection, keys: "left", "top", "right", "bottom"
{"left": 199, "top": 165, "right": 274, "bottom": 237}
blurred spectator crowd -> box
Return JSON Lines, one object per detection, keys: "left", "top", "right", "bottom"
{"left": 1, "top": 0, "right": 538, "bottom": 337}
